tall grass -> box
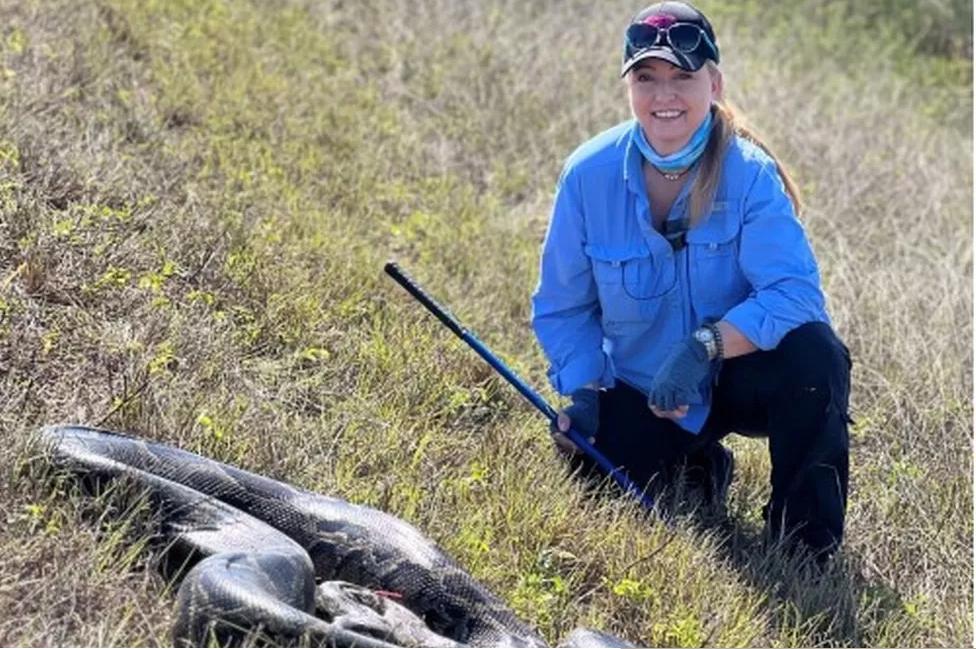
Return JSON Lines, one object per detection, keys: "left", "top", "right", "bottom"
{"left": 0, "top": 0, "right": 970, "bottom": 646}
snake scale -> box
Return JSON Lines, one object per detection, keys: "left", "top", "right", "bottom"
{"left": 40, "top": 425, "right": 633, "bottom": 647}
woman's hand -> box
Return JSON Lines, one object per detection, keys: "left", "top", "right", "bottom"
{"left": 551, "top": 388, "right": 599, "bottom": 455}
{"left": 648, "top": 404, "right": 690, "bottom": 420}
{"left": 647, "top": 337, "right": 712, "bottom": 413}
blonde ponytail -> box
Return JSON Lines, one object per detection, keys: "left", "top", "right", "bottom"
{"left": 688, "top": 69, "right": 803, "bottom": 225}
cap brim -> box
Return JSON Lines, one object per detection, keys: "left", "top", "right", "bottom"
{"left": 620, "top": 47, "right": 705, "bottom": 77}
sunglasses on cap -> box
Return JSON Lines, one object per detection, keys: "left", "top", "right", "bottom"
{"left": 625, "top": 21, "right": 718, "bottom": 60}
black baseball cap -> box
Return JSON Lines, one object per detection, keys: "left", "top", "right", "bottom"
{"left": 621, "top": 1, "right": 720, "bottom": 77}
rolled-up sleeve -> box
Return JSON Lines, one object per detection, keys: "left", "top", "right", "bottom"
{"left": 722, "top": 162, "right": 829, "bottom": 350}
{"left": 531, "top": 168, "right": 614, "bottom": 394}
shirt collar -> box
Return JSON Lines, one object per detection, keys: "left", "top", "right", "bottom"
{"left": 623, "top": 120, "right": 645, "bottom": 196}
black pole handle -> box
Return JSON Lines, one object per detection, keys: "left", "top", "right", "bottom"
{"left": 383, "top": 261, "right": 656, "bottom": 512}
{"left": 385, "top": 262, "right": 465, "bottom": 338}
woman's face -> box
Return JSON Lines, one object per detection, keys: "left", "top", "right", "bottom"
{"left": 627, "top": 59, "right": 722, "bottom": 156}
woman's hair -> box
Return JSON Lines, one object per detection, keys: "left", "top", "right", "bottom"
{"left": 687, "top": 62, "right": 803, "bottom": 226}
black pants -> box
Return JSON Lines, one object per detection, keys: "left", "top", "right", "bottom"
{"left": 580, "top": 322, "right": 851, "bottom": 556}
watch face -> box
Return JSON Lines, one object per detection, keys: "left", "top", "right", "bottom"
{"left": 694, "top": 327, "right": 717, "bottom": 359}
{"left": 695, "top": 328, "right": 713, "bottom": 343}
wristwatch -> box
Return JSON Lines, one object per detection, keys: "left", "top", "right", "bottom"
{"left": 692, "top": 325, "right": 722, "bottom": 361}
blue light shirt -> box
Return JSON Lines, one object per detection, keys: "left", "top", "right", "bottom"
{"left": 531, "top": 119, "right": 830, "bottom": 434}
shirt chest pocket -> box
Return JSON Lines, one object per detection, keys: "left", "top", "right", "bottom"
{"left": 686, "top": 209, "right": 748, "bottom": 318}
{"left": 585, "top": 242, "right": 676, "bottom": 325}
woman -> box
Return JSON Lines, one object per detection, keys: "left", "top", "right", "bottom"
{"left": 531, "top": 1, "right": 851, "bottom": 559}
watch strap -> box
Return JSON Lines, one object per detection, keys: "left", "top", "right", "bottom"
{"left": 705, "top": 322, "right": 724, "bottom": 361}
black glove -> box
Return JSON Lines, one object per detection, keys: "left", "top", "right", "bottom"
{"left": 551, "top": 388, "right": 600, "bottom": 442}
{"left": 647, "top": 337, "right": 713, "bottom": 412}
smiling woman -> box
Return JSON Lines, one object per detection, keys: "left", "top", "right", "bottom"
{"left": 0, "top": 0, "right": 967, "bottom": 644}
{"left": 627, "top": 60, "right": 719, "bottom": 157}
{"left": 532, "top": 0, "right": 852, "bottom": 562}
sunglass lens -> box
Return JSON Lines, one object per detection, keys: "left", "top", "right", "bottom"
{"left": 668, "top": 24, "right": 702, "bottom": 52}
{"left": 626, "top": 23, "right": 660, "bottom": 50}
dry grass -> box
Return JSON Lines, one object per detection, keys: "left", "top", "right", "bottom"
{"left": 0, "top": 0, "right": 970, "bottom": 646}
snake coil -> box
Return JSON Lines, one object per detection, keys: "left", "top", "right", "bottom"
{"left": 41, "top": 425, "right": 633, "bottom": 648}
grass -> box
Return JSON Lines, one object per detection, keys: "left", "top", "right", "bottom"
{"left": 0, "top": 0, "right": 971, "bottom": 646}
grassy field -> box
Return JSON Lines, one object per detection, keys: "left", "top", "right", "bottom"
{"left": 0, "top": 0, "right": 971, "bottom": 646}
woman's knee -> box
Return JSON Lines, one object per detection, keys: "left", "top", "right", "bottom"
{"left": 774, "top": 322, "right": 851, "bottom": 395}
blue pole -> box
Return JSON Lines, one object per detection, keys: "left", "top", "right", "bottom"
{"left": 384, "top": 262, "right": 655, "bottom": 512}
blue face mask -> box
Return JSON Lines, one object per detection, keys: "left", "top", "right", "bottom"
{"left": 633, "top": 110, "right": 714, "bottom": 173}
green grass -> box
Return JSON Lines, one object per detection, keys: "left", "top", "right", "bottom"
{"left": 0, "top": 0, "right": 970, "bottom": 646}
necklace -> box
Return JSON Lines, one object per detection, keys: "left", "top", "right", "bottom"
{"left": 656, "top": 166, "right": 690, "bottom": 181}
